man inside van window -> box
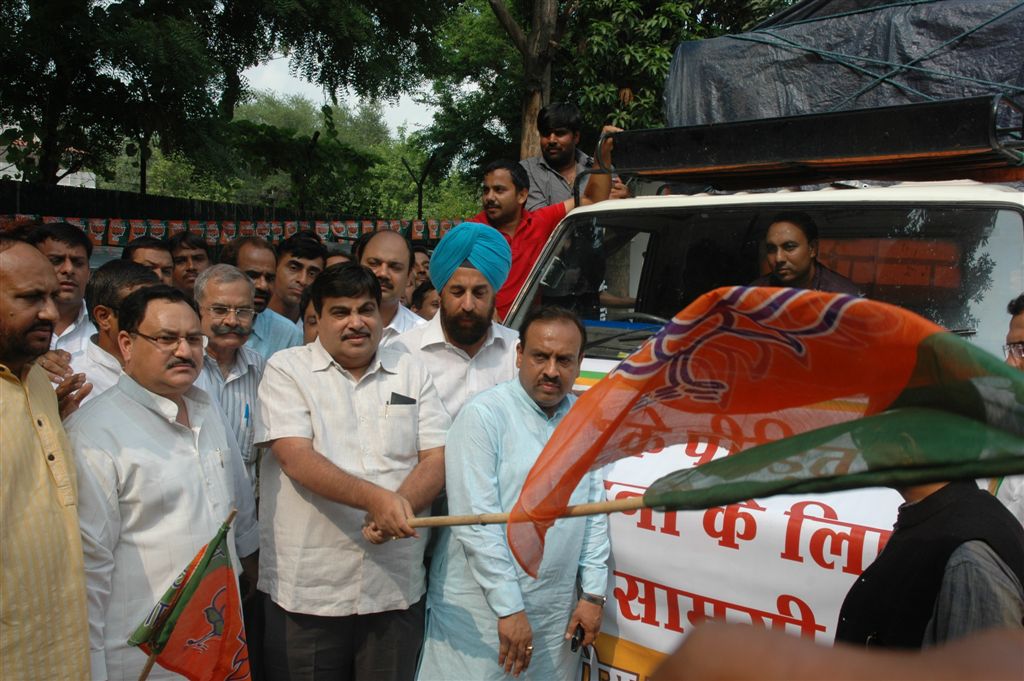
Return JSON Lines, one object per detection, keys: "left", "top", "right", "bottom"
{"left": 988, "top": 292, "right": 1024, "bottom": 524}
{"left": 752, "top": 212, "right": 860, "bottom": 295}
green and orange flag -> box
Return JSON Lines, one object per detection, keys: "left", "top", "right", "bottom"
{"left": 128, "top": 513, "right": 250, "bottom": 681}
{"left": 507, "top": 286, "right": 1024, "bottom": 576}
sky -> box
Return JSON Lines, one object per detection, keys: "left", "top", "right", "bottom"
{"left": 242, "top": 57, "right": 437, "bottom": 135}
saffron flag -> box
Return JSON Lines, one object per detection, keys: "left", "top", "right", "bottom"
{"left": 507, "top": 286, "right": 1024, "bottom": 576}
{"left": 128, "top": 519, "right": 250, "bottom": 681}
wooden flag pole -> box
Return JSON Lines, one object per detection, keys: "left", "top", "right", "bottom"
{"left": 137, "top": 654, "right": 157, "bottom": 681}
{"left": 408, "top": 495, "right": 647, "bottom": 528}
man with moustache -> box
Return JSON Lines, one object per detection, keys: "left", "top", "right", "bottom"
{"left": 0, "top": 235, "right": 91, "bottom": 680}
{"left": 358, "top": 230, "right": 425, "bottom": 348}
{"left": 473, "top": 125, "right": 618, "bottom": 320}
{"left": 417, "top": 307, "right": 610, "bottom": 681}
{"left": 268, "top": 232, "right": 326, "bottom": 323}
{"left": 751, "top": 212, "right": 860, "bottom": 295}
{"left": 193, "top": 265, "right": 266, "bottom": 490}
{"left": 26, "top": 222, "right": 96, "bottom": 369}
{"left": 519, "top": 103, "right": 593, "bottom": 211}
{"left": 122, "top": 236, "right": 174, "bottom": 286}
{"left": 395, "top": 222, "right": 517, "bottom": 420}
{"left": 256, "top": 264, "right": 450, "bottom": 681}
{"left": 76, "top": 260, "right": 160, "bottom": 402}
{"left": 167, "top": 232, "right": 212, "bottom": 301}
{"left": 988, "top": 292, "right": 1024, "bottom": 523}
{"left": 221, "top": 236, "right": 303, "bottom": 360}
{"left": 69, "top": 285, "right": 258, "bottom": 681}
{"left": 520, "top": 103, "right": 631, "bottom": 212}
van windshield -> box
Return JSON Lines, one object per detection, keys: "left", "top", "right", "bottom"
{"left": 507, "top": 204, "right": 1024, "bottom": 361}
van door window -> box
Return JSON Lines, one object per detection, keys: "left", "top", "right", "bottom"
{"left": 512, "top": 205, "right": 1023, "bottom": 361}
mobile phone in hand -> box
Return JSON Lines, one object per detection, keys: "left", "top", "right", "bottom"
{"left": 570, "top": 624, "right": 584, "bottom": 652}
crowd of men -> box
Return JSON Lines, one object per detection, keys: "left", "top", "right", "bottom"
{"left": 2, "top": 102, "right": 1022, "bottom": 681}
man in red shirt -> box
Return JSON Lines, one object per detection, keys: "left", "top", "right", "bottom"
{"left": 472, "top": 126, "right": 619, "bottom": 319}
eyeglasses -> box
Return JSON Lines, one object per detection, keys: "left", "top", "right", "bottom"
{"left": 1005, "top": 341, "right": 1024, "bottom": 360}
{"left": 133, "top": 331, "right": 208, "bottom": 351}
{"left": 204, "top": 305, "right": 256, "bottom": 322}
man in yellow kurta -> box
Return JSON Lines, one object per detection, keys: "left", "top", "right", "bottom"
{"left": 0, "top": 236, "right": 90, "bottom": 680}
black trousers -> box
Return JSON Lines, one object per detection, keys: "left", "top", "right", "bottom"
{"left": 263, "top": 595, "right": 425, "bottom": 681}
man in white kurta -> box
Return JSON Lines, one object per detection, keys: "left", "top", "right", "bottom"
{"left": 991, "top": 292, "right": 1024, "bottom": 523}
{"left": 395, "top": 221, "right": 517, "bottom": 420}
{"left": 70, "top": 285, "right": 259, "bottom": 681}
{"left": 76, "top": 259, "right": 161, "bottom": 403}
{"left": 256, "top": 263, "right": 449, "bottom": 681}
{"left": 417, "top": 308, "right": 610, "bottom": 681}
{"left": 359, "top": 230, "right": 426, "bottom": 349}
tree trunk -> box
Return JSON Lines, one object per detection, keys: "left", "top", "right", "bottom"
{"left": 139, "top": 134, "right": 149, "bottom": 196}
{"left": 38, "top": 68, "right": 70, "bottom": 185}
{"left": 520, "top": 59, "right": 552, "bottom": 159}
{"left": 520, "top": 88, "right": 543, "bottom": 160}
{"left": 489, "top": 0, "right": 561, "bottom": 160}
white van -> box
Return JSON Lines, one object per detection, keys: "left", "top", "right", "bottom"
{"left": 502, "top": 181, "right": 1024, "bottom": 678}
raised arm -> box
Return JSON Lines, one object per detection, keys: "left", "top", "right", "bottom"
{"left": 566, "top": 125, "right": 623, "bottom": 211}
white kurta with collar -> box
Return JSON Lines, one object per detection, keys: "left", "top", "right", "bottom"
{"left": 379, "top": 303, "right": 426, "bottom": 350}
{"left": 255, "top": 339, "right": 450, "bottom": 617}
{"left": 76, "top": 337, "right": 123, "bottom": 404}
{"left": 393, "top": 314, "right": 518, "bottom": 419}
{"left": 51, "top": 300, "right": 96, "bottom": 371}
{"left": 68, "top": 374, "right": 259, "bottom": 681}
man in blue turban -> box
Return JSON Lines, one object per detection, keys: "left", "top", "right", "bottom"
{"left": 395, "top": 222, "right": 517, "bottom": 420}
{"left": 427, "top": 222, "right": 512, "bottom": 294}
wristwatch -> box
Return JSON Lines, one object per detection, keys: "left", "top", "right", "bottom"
{"left": 581, "top": 592, "right": 607, "bottom": 607}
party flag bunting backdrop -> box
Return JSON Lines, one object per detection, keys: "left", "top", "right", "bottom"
{"left": 507, "top": 286, "right": 1024, "bottom": 576}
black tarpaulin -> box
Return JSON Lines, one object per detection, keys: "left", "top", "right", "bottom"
{"left": 664, "top": 0, "right": 1024, "bottom": 126}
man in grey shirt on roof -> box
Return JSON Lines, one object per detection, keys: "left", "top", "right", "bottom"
{"left": 519, "top": 103, "right": 629, "bottom": 211}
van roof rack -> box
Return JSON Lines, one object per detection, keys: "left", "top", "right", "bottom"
{"left": 602, "top": 95, "right": 1024, "bottom": 190}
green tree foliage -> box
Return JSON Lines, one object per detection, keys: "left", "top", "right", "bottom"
{"left": 98, "top": 92, "right": 479, "bottom": 218}
{"left": 419, "top": 0, "right": 793, "bottom": 169}
{"left": 368, "top": 130, "right": 480, "bottom": 218}
{"left": 270, "top": 0, "right": 461, "bottom": 100}
{"left": 416, "top": 0, "right": 524, "bottom": 177}
{"left": 102, "top": 1, "right": 229, "bottom": 194}
{"left": 0, "top": 0, "right": 458, "bottom": 186}
{"left": 565, "top": 0, "right": 794, "bottom": 130}
{"left": 0, "top": 1, "right": 123, "bottom": 184}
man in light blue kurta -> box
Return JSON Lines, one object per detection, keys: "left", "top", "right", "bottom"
{"left": 417, "top": 307, "right": 610, "bottom": 681}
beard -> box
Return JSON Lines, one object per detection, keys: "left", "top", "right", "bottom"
{"left": 441, "top": 303, "right": 493, "bottom": 347}
{"left": 0, "top": 320, "right": 53, "bottom": 365}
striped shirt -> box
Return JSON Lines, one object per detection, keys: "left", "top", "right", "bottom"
{"left": 195, "top": 345, "right": 266, "bottom": 491}
{"left": 1, "top": 362, "right": 90, "bottom": 680}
